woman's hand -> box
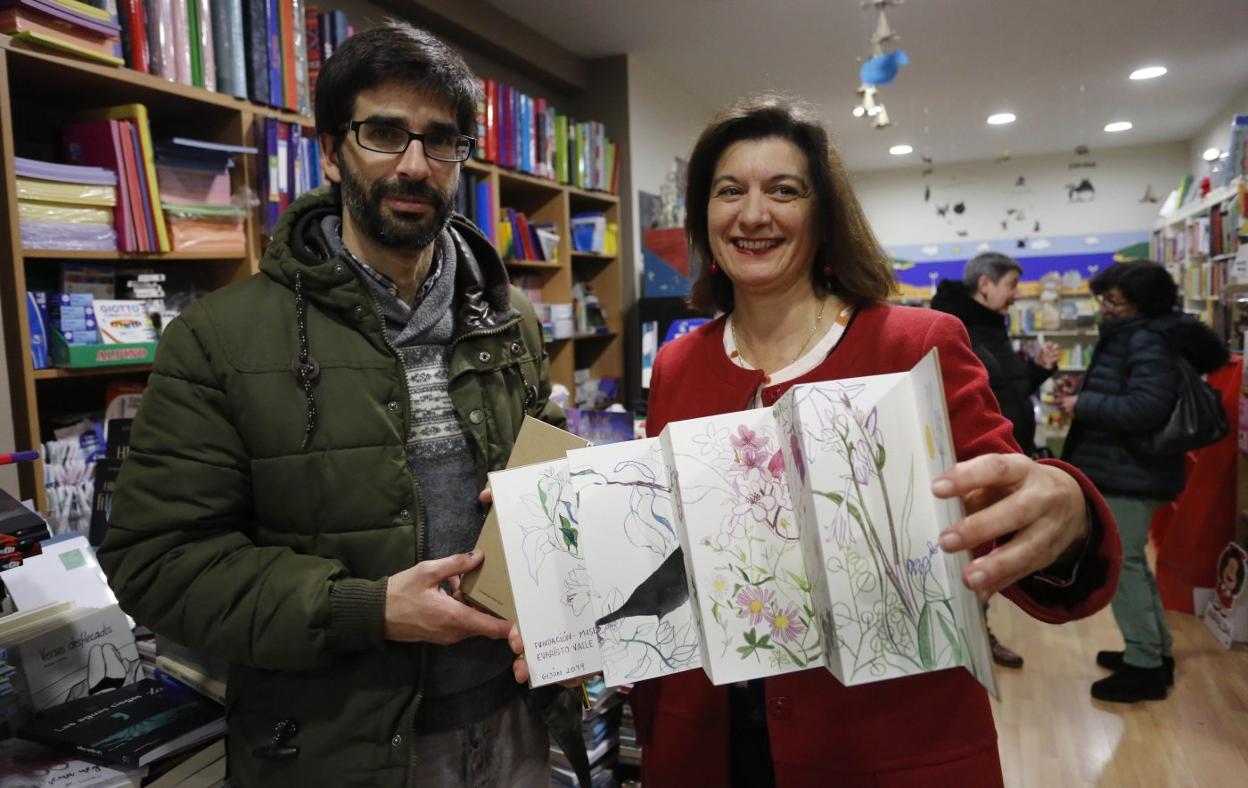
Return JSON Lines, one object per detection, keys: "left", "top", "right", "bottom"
{"left": 932, "top": 453, "right": 1089, "bottom": 600}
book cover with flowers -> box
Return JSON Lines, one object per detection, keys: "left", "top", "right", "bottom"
{"left": 660, "top": 410, "right": 822, "bottom": 685}
{"left": 776, "top": 349, "right": 997, "bottom": 694}
{"left": 568, "top": 438, "right": 702, "bottom": 687}
{"left": 491, "top": 458, "right": 603, "bottom": 688}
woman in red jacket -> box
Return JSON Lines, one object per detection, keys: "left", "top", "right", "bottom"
{"left": 633, "top": 96, "right": 1122, "bottom": 787}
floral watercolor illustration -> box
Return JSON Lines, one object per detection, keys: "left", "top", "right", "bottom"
{"left": 661, "top": 412, "right": 821, "bottom": 685}
{"left": 778, "top": 350, "right": 995, "bottom": 693}
{"left": 490, "top": 459, "right": 602, "bottom": 687}
{"left": 568, "top": 439, "right": 701, "bottom": 686}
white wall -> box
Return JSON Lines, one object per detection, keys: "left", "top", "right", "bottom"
{"left": 1187, "top": 82, "right": 1248, "bottom": 178}
{"left": 625, "top": 55, "right": 716, "bottom": 288}
{"left": 853, "top": 141, "right": 1189, "bottom": 248}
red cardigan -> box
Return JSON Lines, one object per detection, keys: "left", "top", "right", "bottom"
{"left": 636, "top": 303, "right": 1121, "bottom": 787}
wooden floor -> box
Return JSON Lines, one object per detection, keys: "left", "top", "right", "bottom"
{"left": 990, "top": 592, "right": 1248, "bottom": 788}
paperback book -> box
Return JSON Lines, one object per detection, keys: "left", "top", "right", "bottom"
{"left": 20, "top": 678, "right": 225, "bottom": 769}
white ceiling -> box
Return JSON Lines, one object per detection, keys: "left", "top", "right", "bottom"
{"left": 480, "top": 0, "right": 1248, "bottom": 172}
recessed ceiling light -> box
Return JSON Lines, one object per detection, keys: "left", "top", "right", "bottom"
{"left": 1130, "top": 65, "right": 1167, "bottom": 81}
{"left": 852, "top": 106, "right": 865, "bottom": 117}
{"left": 1104, "top": 121, "right": 1133, "bottom": 133}
{"left": 889, "top": 144, "right": 913, "bottom": 155}
{"left": 987, "top": 113, "right": 1016, "bottom": 126}
{"left": 1203, "top": 147, "right": 1222, "bottom": 161}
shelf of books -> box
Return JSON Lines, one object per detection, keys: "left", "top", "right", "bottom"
{"left": 0, "top": 27, "right": 319, "bottom": 516}
{"left": 1151, "top": 177, "right": 1246, "bottom": 339}
{"left": 461, "top": 158, "right": 623, "bottom": 413}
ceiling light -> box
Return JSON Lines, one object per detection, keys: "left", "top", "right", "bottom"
{"left": 1129, "top": 65, "right": 1167, "bottom": 81}
{"left": 852, "top": 106, "right": 866, "bottom": 117}
{"left": 1203, "top": 147, "right": 1221, "bottom": 161}
{"left": 986, "top": 113, "right": 1016, "bottom": 126}
{"left": 1104, "top": 121, "right": 1133, "bottom": 133}
{"left": 889, "top": 144, "right": 913, "bottom": 155}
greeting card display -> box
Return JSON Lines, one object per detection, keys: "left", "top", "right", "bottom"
{"left": 660, "top": 409, "right": 821, "bottom": 685}
{"left": 568, "top": 439, "right": 701, "bottom": 686}
{"left": 775, "top": 349, "right": 995, "bottom": 693}
{"left": 491, "top": 458, "right": 602, "bottom": 687}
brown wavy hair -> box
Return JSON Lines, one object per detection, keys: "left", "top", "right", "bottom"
{"left": 685, "top": 95, "right": 896, "bottom": 314}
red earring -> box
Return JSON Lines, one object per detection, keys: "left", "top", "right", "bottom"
{"left": 710, "top": 260, "right": 719, "bottom": 273}
{"left": 823, "top": 264, "right": 832, "bottom": 277}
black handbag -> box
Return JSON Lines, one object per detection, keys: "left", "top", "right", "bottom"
{"left": 1126, "top": 356, "right": 1229, "bottom": 457}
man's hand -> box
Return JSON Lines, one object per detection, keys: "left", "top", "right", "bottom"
{"left": 932, "top": 453, "right": 1089, "bottom": 601}
{"left": 384, "top": 552, "right": 511, "bottom": 645}
{"left": 1057, "top": 394, "right": 1078, "bottom": 415}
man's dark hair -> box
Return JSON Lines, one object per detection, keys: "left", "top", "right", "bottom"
{"left": 1090, "top": 261, "right": 1178, "bottom": 318}
{"left": 685, "top": 94, "right": 896, "bottom": 314}
{"left": 314, "top": 21, "right": 481, "bottom": 150}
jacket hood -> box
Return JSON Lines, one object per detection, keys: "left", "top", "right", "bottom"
{"left": 1099, "top": 311, "right": 1229, "bottom": 375}
{"left": 1149, "top": 311, "right": 1230, "bottom": 374}
{"left": 259, "top": 187, "right": 513, "bottom": 319}
{"left": 929, "top": 279, "right": 1006, "bottom": 329}
{"left": 257, "top": 187, "right": 517, "bottom": 450}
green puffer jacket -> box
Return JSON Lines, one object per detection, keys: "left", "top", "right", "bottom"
{"left": 98, "top": 189, "right": 590, "bottom": 787}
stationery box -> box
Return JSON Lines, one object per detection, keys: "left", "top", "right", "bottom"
{"left": 92, "top": 300, "right": 159, "bottom": 344}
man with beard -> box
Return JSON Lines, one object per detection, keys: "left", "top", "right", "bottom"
{"left": 98, "top": 22, "right": 589, "bottom": 788}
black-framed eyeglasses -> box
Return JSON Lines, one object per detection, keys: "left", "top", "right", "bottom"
{"left": 346, "top": 120, "right": 475, "bottom": 162}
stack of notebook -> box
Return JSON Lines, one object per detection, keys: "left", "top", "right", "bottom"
{"left": 62, "top": 104, "right": 169, "bottom": 253}
{"left": 0, "top": 0, "right": 123, "bottom": 66}
{"left": 155, "top": 137, "right": 254, "bottom": 254}
{"left": 15, "top": 157, "right": 117, "bottom": 252}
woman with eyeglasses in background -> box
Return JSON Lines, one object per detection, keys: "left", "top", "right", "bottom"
{"left": 1059, "top": 260, "right": 1228, "bottom": 704}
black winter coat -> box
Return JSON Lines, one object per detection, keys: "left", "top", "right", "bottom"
{"left": 930, "top": 280, "right": 1053, "bottom": 455}
{"left": 1061, "top": 311, "right": 1228, "bottom": 500}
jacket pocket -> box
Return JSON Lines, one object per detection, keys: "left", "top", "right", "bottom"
{"left": 226, "top": 657, "right": 412, "bottom": 784}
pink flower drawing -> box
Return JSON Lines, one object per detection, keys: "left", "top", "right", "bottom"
{"left": 735, "top": 586, "right": 774, "bottom": 625}
{"left": 765, "top": 603, "right": 807, "bottom": 644}
{"left": 767, "top": 449, "right": 785, "bottom": 481}
{"left": 730, "top": 425, "right": 765, "bottom": 453}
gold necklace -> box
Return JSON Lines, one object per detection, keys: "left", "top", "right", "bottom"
{"left": 731, "top": 297, "right": 828, "bottom": 381}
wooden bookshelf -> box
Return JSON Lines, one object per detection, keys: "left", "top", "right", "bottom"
{"left": 468, "top": 159, "right": 622, "bottom": 408}
{"left": 0, "top": 42, "right": 314, "bottom": 512}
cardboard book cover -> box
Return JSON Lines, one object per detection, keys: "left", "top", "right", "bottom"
{"left": 568, "top": 438, "right": 701, "bottom": 687}
{"left": 660, "top": 408, "right": 820, "bottom": 685}
{"left": 5, "top": 604, "right": 143, "bottom": 714}
{"left": 20, "top": 678, "right": 225, "bottom": 769}
{"left": 776, "top": 349, "right": 996, "bottom": 695}
{"left": 491, "top": 457, "right": 602, "bottom": 687}
{"left": 462, "top": 416, "right": 588, "bottom": 620}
